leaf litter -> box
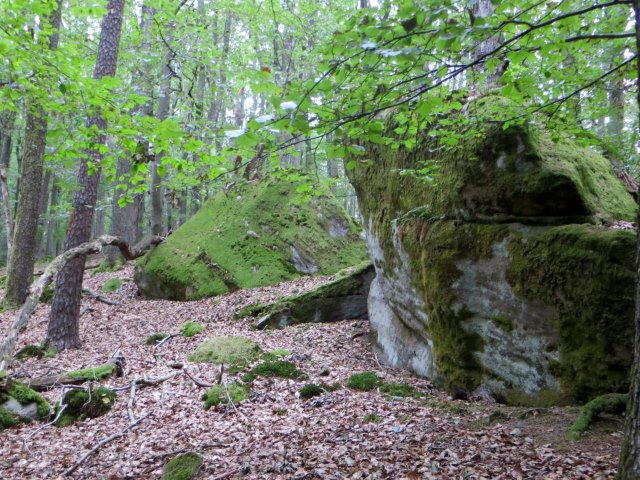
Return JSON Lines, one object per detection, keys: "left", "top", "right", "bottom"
{"left": 0, "top": 262, "right": 622, "bottom": 479}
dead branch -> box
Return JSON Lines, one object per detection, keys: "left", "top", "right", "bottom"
{"left": 0, "top": 234, "right": 163, "bottom": 372}
{"left": 182, "top": 367, "right": 213, "bottom": 388}
{"left": 154, "top": 333, "right": 181, "bottom": 348}
{"left": 82, "top": 288, "right": 120, "bottom": 305}
{"left": 62, "top": 412, "right": 150, "bottom": 477}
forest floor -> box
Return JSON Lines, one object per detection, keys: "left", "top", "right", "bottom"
{"left": 0, "top": 260, "right": 623, "bottom": 479}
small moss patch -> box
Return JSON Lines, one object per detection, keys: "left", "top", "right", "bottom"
{"left": 180, "top": 322, "right": 204, "bottom": 338}
{"left": 300, "top": 383, "right": 323, "bottom": 399}
{"left": 347, "top": 372, "right": 381, "bottom": 391}
{"left": 202, "top": 383, "right": 248, "bottom": 410}
{"left": 188, "top": 336, "right": 261, "bottom": 368}
{"left": 67, "top": 363, "right": 115, "bottom": 381}
{"left": 162, "top": 452, "right": 203, "bottom": 480}
{"left": 145, "top": 333, "right": 169, "bottom": 346}
{"left": 379, "top": 383, "right": 425, "bottom": 398}
{"left": 15, "top": 344, "right": 44, "bottom": 360}
{"left": 250, "top": 360, "right": 306, "bottom": 379}
{"left": 567, "top": 393, "right": 628, "bottom": 440}
{"left": 364, "top": 414, "right": 383, "bottom": 423}
{"left": 56, "top": 387, "right": 116, "bottom": 427}
{"left": 262, "top": 349, "right": 290, "bottom": 361}
{"left": 102, "top": 278, "right": 123, "bottom": 293}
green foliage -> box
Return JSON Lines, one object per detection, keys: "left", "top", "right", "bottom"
{"left": 250, "top": 361, "right": 306, "bottom": 380}
{"left": 180, "top": 322, "right": 204, "bottom": 338}
{"left": 347, "top": 372, "right": 381, "bottom": 391}
{"left": 162, "top": 452, "right": 203, "bottom": 480}
{"left": 94, "top": 258, "right": 125, "bottom": 274}
{"left": 202, "top": 383, "right": 248, "bottom": 410}
{"left": 101, "top": 278, "right": 123, "bottom": 293}
{"left": 299, "top": 383, "right": 323, "bottom": 399}
{"left": 56, "top": 387, "right": 116, "bottom": 427}
{"left": 379, "top": 383, "right": 425, "bottom": 399}
{"left": 67, "top": 363, "right": 115, "bottom": 381}
{"left": 567, "top": 393, "right": 628, "bottom": 440}
{"left": 145, "top": 333, "right": 169, "bottom": 346}
{"left": 188, "top": 336, "right": 261, "bottom": 367}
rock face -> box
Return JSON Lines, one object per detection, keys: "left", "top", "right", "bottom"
{"left": 135, "top": 176, "right": 368, "bottom": 300}
{"left": 348, "top": 97, "right": 637, "bottom": 404}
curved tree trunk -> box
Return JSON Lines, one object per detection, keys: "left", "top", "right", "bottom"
{"left": 47, "top": 0, "right": 126, "bottom": 351}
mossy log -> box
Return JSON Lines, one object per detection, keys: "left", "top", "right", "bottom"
{"left": 0, "top": 235, "right": 163, "bottom": 372}
{"left": 567, "top": 392, "right": 628, "bottom": 439}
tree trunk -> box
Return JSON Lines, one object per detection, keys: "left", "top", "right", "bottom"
{"left": 44, "top": 176, "right": 59, "bottom": 258}
{"left": 47, "top": 0, "right": 125, "bottom": 351}
{"left": 0, "top": 110, "right": 15, "bottom": 259}
{"left": 618, "top": 1, "right": 640, "bottom": 477}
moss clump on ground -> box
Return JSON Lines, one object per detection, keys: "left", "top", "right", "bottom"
{"left": 0, "top": 381, "right": 50, "bottom": 429}
{"left": 145, "top": 333, "right": 169, "bottom": 345}
{"left": 250, "top": 360, "right": 306, "bottom": 379}
{"left": 567, "top": 393, "right": 628, "bottom": 440}
{"left": 56, "top": 387, "right": 116, "bottom": 427}
{"left": 102, "top": 278, "right": 122, "bottom": 293}
{"left": 262, "top": 349, "right": 290, "bottom": 361}
{"left": 364, "top": 414, "right": 383, "bottom": 423}
{"left": 300, "top": 383, "right": 323, "bottom": 399}
{"left": 202, "top": 383, "right": 248, "bottom": 410}
{"left": 188, "top": 336, "right": 261, "bottom": 369}
{"left": 134, "top": 176, "right": 368, "bottom": 301}
{"left": 67, "top": 363, "right": 115, "bottom": 381}
{"left": 379, "top": 383, "right": 425, "bottom": 398}
{"left": 180, "top": 322, "right": 204, "bottom": 338}
{"left": 347, "top": 372, "right": 381, "bottom": 391}
{"left": 94, "top": 258, "right": 125, "bottom": 274}
{"left": 162, "top": 452, "right": 203, "bottom": 480}
{"left": 15, "top": 343, "right": 57, "bottom": 360}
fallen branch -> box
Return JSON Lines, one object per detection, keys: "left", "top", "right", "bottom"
{"left": 62, "top": 412, "right": 150, "bottom": 477}
{"left": 182, "top": 367, "right": 213, "bottom": 388}
{"left": 82, "top": 288, "right": 120, "bottom": 306}
{"left": 0, "top": 234, "right": 163, "bottom": 372}
{"left": 154, "top": 333, "right": 181, "bottom": 349}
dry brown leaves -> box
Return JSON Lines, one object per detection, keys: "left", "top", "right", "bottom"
{"left": 0, "top": 260, "right": 622, "bottom": 479}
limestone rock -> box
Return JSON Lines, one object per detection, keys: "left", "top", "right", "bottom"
{"left": 135, "top": 176, "right": 368, "bottom": 300}
{"left": 348, "top": 96, "right": 636, "bottom": 404}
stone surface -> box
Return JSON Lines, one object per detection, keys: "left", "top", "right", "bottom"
{"left": 348, "top": 96, "right": 637, "bottom": 404}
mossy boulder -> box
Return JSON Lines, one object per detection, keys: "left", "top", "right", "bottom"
{"left": 163, "top": 452, "right": 203, "bottom": 480}
{"left": 188, "top": 336, "right": 261, "bottom": 368}
{"left": 348, "top": 96, "right": 637, "bottom": 404}
{"left": 56, "top": 387, "right": 116, "bottom": 427}
{"left": 0, "top": 381, "right": 50, "bottom": 429}
{"left": 238, "top": 262, "right": 375, "bottom": 329}
{"left": 134, "top": 176, "right": 368, "bottom": 300}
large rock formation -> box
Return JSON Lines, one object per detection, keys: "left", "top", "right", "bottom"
{"left": 135, "top": 176, "right": 368, "bottom": 300}
{"left": 348, "top": 97, "right": 637, "bottom": 404}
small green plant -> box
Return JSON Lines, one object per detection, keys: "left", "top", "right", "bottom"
{"left": 41, "top": 285, "right": 55, "bottom": 304}
{"left": 67, "top": 363, "right": 114, "bottom": 381}
{"left": 56, "top": 387, "right": 116, "bottom": 427}
{"left": 250, "top": 360, "right": 306, "bottom": 379}
{"left": 300, "top": 383, "right": 323, "bottom": 399}
{"left": 162, "top": 452, "right": 203, "bottom": 480}
{"left": 241, "top": 373, "right": 257, "bottom": 383}
{"left": 145, "top": 333, "right": 169, "bottom": 345}
{"left": 364, "top": 414, "right": 383, "bottom": 423}
{"left": 347, "top": 372, "right": 381, "bottom": 391}
{"left": 101, "top": 278, "right": 122, "bottom": 293}
{"left": 262, "top": 348, "right": 290, "bottom": 361}
{"left": 202, "top": 383, "right": 248, "bottom": 410}
{"left": 180, "top": 322, "right": 204, "bottom": 338}
{"left": 94, "top": 258, "right": 124, "bottom": 275}
{"left": 380, "top": 383, "right": 425, "bottom": 398}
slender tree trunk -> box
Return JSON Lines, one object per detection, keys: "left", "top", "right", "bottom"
{"left": 44, "top": 176, "right": 59, "bottom": 258}
{"left": 0, "top": 110, "right": 15, "bottom": 259}
{"left": 618, "top": 1, "right": 640, "bottom": 478}
{"left": 4, "top": 3, "right": 62, "bottom": 307}
{"left": 47, "top": 0, "right": 125, "bottom": 350}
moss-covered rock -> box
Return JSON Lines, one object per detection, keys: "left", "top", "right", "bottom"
{"left": 0, "top": 381, "right": 50, "bottom": 429}
{"left": 188, "top": 336, "right": 260, "bottom": 368}
{"left": 163, "top": 452, "right": 203, "bottom": 480}
{"left": 238, "top": 262, "right": 375, "bottom": 329}
{"left": 56, "top": 387, "right": 116, "bottom": 427}
{"left": 348, "top": 96, "right": 637, "bottom": 404}
{"left": 134, "top": 176, "right": 369, "bottom": 300}
{"left": 180, "top": 322, "right": 204, "bottom": 338}
{"left": 250, "top": 360, "right": 306, "bottom": 379}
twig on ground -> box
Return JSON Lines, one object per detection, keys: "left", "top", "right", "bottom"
{"left": 62, "top": 412, "right": 151, "bottom": 477}
{"left": 212, "top": 468, "right": 242, "bottom": 480}
{"left": 182, "top": 367, "right": 213, "bottom": 388}
{"left": 82, "top": 288, "right": 120, "bottom": 305}
{"left": 154, "top": 333, "right": 181, "bottom": 348}
{"left": 128, "top": 377, "right": 138, "bottom": 422}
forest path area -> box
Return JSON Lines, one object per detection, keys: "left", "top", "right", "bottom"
{"left": 0, "top": 261, "right": 622, "bottom": 479}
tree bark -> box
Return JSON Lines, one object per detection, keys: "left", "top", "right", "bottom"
{"left": 618, "top": 1, "right": 640, "bottom": 477}
{"left": 0, "top": 110, "right": 16, "bottom": 260}
{"left": 44, "top": 176, "right": 60, "bottom": 258}
{"left": 47, "top": 0, "right": 126, "bottom": 351}
{"left": 0, "top": 234, "right": 163, "bottom": 372}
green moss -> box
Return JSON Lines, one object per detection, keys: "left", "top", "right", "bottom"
{"left": 379, "top": 383, "right": 425, "bottom": 398}
{"left": 250, "top": 360, "right": 306, "bottom": 379}
{"left": 347, "top": 372, "right": 381, "bottom": 391}
{"left": 101, "top": 278, "right": 122, "bottom": 293}
{"left": 567, "top": 393, "right": 628, "bottom": 439}
{"left": 364, "top": 414, "right": 383, "bottom": 423}
{"left": 507, "top": 224, "right": 635, "bottom": 401}
{"left": 162, "top": 452, "right": 203, "bottom": 480}
{"left": 299, "top": 383, "right": 323, "bottom": 399}
{"left": 489, "top": 315, "right": 514, "bottom": 333}
{"left": 0, "top": 381, "right": 50, "bottom": 424}
{"left": 56, "top": 387, "right": 116, "bottom": 427}
{"left": 241, "top": 373, "right": 257, "bottom": 383}
{"left": 67, "top": 363, "right": 115, "bottom": 381}
{"left": 189, "top": 336, "right": 261, "bottom": 368}
{"left": 202, "top": 383, "right": 248, "bottom": 409}
{"left": 15, "top": 344, "right": 44, "bottom": 360}
{"left": 180, "top": 322, "right": 204, "bottom": 338}
{"left": 500, "top": 388, "right": 570, "bottom": 408}
{"left": 145, "top": 333, "right": 169, "bottom": 345}
{"left": 262, "top": 349, "right": 290, "bottom": 361}
{"left": 94, "top": 258, "right": 124, "bottom": 274}
{"left": 41, "top": 285, "right": 54, "bottom": 304}
{"left": 135, "top": 176, "right": 369, "bottom": 300}
{"left": 0, "top": 406, "right": 20, "bottom": 429}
